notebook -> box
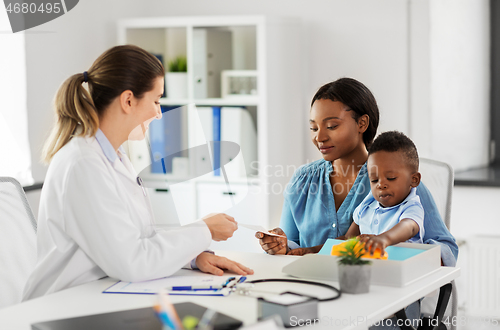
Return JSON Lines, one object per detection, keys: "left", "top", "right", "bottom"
{"left": 31, "top": 302, "right": 242, "bottom": 330}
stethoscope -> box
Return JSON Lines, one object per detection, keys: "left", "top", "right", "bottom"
{"left": 230, "top": 278, "right": 342, "bottom": 302}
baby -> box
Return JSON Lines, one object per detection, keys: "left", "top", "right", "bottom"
{"left": 344, "top": 131, "right": 424, "bottom": 256}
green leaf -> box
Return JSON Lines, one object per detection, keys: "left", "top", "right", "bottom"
{"left": 336, "top": 238, "right": 372, "bottom": 266}
{"left": 168, "top": 56, "right": 187, "bottom": 72}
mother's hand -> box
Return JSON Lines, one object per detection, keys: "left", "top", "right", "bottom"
{"left": 255, "top": 228, "right": 288, "bottom": 255}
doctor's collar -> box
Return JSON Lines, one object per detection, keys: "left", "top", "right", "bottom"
{"left": 95, "top": 129, "right": 126, "bottom": 163}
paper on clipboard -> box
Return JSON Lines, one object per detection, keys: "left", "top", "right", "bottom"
{"left": 239, "top": 224, "right": 287, "bottom": 238}
{"left": 103, "top": 275, "right": 235, "bottom": 295}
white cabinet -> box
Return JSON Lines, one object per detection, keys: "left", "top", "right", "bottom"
{"left": 196, "top": 183, "right": 263, "bottom": 223}
{"left": 197, "top": 182, "right": 264, "bottom": 253}
{"left": 192, "top": 28, "right": 232, "bottom": 99}
{"left": 118, "top": 16, "right": 303, "bottom": 248}
{"left": 145, "top": 181, "right": 196, "bottom": 226}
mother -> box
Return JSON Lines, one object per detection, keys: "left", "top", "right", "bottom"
{"left": 257, "top": 78, "right": 458, "bottom": 266}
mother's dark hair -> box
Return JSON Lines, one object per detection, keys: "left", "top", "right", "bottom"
{"left": 311, "top": 77, "right": 380, "bottom": 148}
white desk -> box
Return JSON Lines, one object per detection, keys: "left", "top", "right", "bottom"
{"left": 0, "top": 251, "right": 460, "bottom": 330}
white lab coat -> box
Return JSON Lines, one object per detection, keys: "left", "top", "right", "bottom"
{"left": 22, "top": 135, "right": 212, "bottom": 300}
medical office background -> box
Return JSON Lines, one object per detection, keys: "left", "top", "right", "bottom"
{"left": 1, "top": 0, "right": 499, "bottom": 325}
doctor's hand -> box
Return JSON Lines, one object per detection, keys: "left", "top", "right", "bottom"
{"left": 195, "top": 252, "right": 254, "bottom": 276}
{"left": 255, "top": 228, "right": 288, "bottom": 255}
{"left": 202, "top": 213, "right": 238, "bottom": 241}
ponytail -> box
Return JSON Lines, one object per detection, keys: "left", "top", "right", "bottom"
{"left": 42, "top": 45, "right": 165, "bottom": 163}
{"left": 42, "top": 73, "right": 99, "bottom": 162}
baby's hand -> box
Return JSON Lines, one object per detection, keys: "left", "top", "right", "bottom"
{"left": 358, "top": 234, "right": 390, "bottom": 257}
{"left": 357, "top": 234, "right": 375, "bottom": 242}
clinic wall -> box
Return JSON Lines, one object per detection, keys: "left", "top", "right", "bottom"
{"left": 26, "top": 0, "right": 411, "bottom": 182}
{"left": 428, "top": 0, "right": 490, "bottom": 171}
{"left": 26, "top": 0, "right": 490, "bottom": 182}
{"left": 451, "top": 186, "right": 500, "bottom": 239}
{"left": 25, "top": 0, "right": 159, "bottom": 181}
{"left": 126, "top": 0, "right": 411, "bottom": 163}
{"left": 0, "top": 11, "right": 33, "bottom": 185}
{"left": 404, "top": 0, "right": 490, "bottom": 172}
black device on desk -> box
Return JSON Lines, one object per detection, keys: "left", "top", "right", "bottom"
{"left": 31, "top": 302, "right": 242, "bottom": 330}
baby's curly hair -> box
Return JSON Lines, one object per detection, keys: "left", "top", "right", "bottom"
{"left": 368, "top": 131, "right": 419, "bottom": 172}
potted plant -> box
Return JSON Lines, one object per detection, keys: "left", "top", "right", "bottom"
{"left": 165, "top": 55, "right": 188, "bottom": 99}
{"left": 337, "top": 238, "right": 372, "bottom": 294}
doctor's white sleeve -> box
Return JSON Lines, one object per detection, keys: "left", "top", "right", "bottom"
{"left": 62, "top": 156, "right": 212, "bottom": 282}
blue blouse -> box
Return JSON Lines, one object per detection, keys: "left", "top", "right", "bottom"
{"left": 280, "top": 158, "right": 458, "bottom": 266}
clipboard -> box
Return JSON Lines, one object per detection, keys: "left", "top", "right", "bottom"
{"left": 103, "top": 275, "right": 245, "bottom": 296}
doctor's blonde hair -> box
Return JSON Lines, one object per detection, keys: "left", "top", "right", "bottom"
{"left": 43, "top": 45, "right": 165, "bottom": 163}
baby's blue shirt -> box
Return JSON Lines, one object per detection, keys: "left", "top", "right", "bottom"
{"left": 353, "top": 187, "right": 424, "bottom": 243}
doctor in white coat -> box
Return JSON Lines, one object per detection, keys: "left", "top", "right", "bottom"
{"left": 23, "top": 45, "right": 253, "bottom": 300}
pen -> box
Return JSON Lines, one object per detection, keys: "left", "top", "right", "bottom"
{"left": 156, "top": 310, "right": 177, "bottom": 330}
{"left": 218, "top": 276, "right": 245, "bottom": 289}
{"left": 168, "top": 276, "right": 245, "bottom": 291}
{"left": 168, "top": 289, "right": 230, "bottom": 296}
{"left": 137, "top": 177, "right": 147, "bottom": 196}
{"left": 169, "top": 285, "right": 220, "bottom": 291}
{"left": 197, "top": 308, "right": 218, "bottom": 330}
{"left": 156, "top": 289, "right": 182, "bottom": 329}
{"left": 226, "top": 278, "right": 240, "bottom": 289}
{"left": 222, "top": 277, "right": 236, "bottom": 288}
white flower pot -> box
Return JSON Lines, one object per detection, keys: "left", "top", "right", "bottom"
{"left": 338, "top": 264, "right": 371, "bottom": 294}
{"left": 165, "top": 72, "right": 188, "bottom": 99}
